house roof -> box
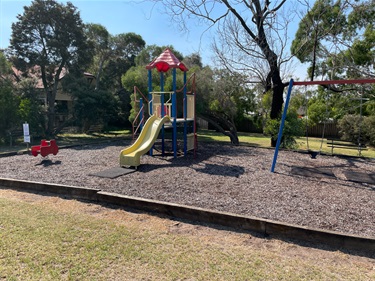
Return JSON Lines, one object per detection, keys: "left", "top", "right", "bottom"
{"left": 146, "top": 48, "right": 188, "bottom": 72}
{"left": 11, "top": 66, "right": 95, "bottom": 88}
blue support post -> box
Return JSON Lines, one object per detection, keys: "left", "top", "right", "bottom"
{"left": 183, "top": 72, "right": 187, "bottom": 155}
{"left": 148, "top": 69, "right": 153, "bottom": 156}
{"left": 172, "top": 68, "right": 177, "bottom": 158}
{"left": 271, "top": 79, "right": 294, "bottom": 173}
{"left": 160, "top": 72, "right": 165, "bottom": 155}
{"left": 148, "top": 70, "right": 153, "bottom": 115}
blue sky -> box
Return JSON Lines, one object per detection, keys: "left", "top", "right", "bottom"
{"left": 0, "top": 0, "right": 213, "bottom": 64}
{"left": 0, "top": 0, "right": 308, "bottom": 78}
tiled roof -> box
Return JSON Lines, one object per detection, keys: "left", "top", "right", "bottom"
{"left": 11, "top": 66, "right": 94, "bottom": 88}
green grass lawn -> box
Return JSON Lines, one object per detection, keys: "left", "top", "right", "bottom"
{"left": 0, "top": 193, "right": 373, "bottom": 281}
{"left": 197, "top": 130, "right": 375, "bottom": 158}
{"left": 1, "top": 129, "right": 374, "bottom": 158}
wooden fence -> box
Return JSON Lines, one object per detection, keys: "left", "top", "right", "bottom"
{"left": 307, "top": 123, "right": 340, "bottom": 138}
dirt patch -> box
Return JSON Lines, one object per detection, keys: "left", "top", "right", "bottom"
{"left": 0, "top": 141, "right": 374, "bottom": 238}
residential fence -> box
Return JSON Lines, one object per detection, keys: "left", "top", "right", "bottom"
{"left": 307, "top": 122, "right": 340, "bottom": 139}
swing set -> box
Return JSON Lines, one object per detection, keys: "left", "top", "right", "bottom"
{"left": 271, "top": 78, "right": 375, "bottom": 173}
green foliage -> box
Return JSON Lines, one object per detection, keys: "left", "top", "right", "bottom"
{"left": 292, "top": 1, "right": 375, "bottom": 80}
{"left": 291, "top": 0, "right": 346, "bottom": 80}
{"left": 0, "top": 80, "right": 20, "bottom": 143}
{"left": 121, "top": 66, "right": 149, "bottom": 123}
{"left": 135, "top": 45, "right": 183, "bottom": 67}
{"left": 14, "top": 78, "right": 46, "bottom": 136}
{"left": 9, "top": 0, "right": 94, "bottom": 134}
{"left": 307, "top": 100, "right": 327, "bottom": 125}
{"left": 99, "top": 32, "right": 146, "bottom": 91}
{"left": 0, "top": 51, "right": 12, "bottom": 75}
{"left": 10, "top": 0, "right": 93, "bottom": 72}
{"left": 363, "top": 115, "right": 375, "bottom": 146}
{"left": 338, "top": 114, "right": 375, "bottom": 146}
{"left": 264, "top": 111, "right": 304, "bottom": 149}
{"left": 63, "top": 74, "right": 117, "bottom": 131}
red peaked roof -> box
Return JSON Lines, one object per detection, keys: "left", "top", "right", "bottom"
{"left": 146, "top": 48, "right": 188, "bottom": 72}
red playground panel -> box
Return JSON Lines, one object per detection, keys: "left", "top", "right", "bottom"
{"left": 31, "top": 139, "right": 59, "bottom": 157}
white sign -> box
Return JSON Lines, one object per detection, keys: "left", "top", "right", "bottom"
{"left": 23, "top": 122, "right": 30, "bottom": 143}
{"left": 24, "top": 135, "right": 31, "bottom": 143}
{"left": 23, "top": 123, "right": 29, "bottom": 136}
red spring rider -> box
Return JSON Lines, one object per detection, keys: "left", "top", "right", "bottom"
{"left": 31, "top": 139, "right": 59, "bottom": 157}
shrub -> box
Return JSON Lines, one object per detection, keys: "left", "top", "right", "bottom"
{"left": 264, "top": 111, "right": 304, "bottom": 149}
{"left": 363, "top": 115, "right": 375, "bottom": 146}
{"left": 338, "top": 114, "right": 368, "bottom": 144}
{"left": 0, "top": 80, "right": 20, "bottom": 143}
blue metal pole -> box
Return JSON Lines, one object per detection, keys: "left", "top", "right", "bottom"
{"left": 160, "top": 72, "right": 165, "bottom": 155}
{"left": 148, "top": 69, "right": 153, "bottom": 156}
{"left": 270, "top": 79, "right": 294, "bottom": 173}
{"left": 183, "top": 72, "right": 187, "bottom": 155}
{"left": 172, "top": 68, "right": 177, "bottom": 158}
{"left": 148, "top": 70, "right": 153, "bottom": 115}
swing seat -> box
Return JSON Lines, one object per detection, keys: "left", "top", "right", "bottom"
{"left": 308, "top": 150, "right": 319, "bottom": 159}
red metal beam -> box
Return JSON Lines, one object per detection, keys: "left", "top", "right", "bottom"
{"left": 292, "top": 79, "right": 375, "bottom": 86}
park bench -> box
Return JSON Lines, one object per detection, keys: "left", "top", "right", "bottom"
{"left": 327, "top": 139, "right": 367, "bottom": 155}
{"left": 87, "top": 124, "right": 104, "bottom": 134}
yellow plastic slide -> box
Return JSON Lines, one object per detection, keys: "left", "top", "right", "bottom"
{"left": 119, "top": 114, "right": 171, "bottom": 167}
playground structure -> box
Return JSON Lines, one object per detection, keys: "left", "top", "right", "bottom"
{"left": 271, "top": 78, "right": 375, "bottom": 172}
{"left": 31, "top": 139, "right": 59, "bottom": 157}
{"left": 120, "top": 48, "right": 197, "bottom": 167}
{"left": 120, "top": 115, "right": 171, "bottom": 167}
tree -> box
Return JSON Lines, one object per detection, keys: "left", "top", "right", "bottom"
{"left": 85, "top": 27, "right": 145, "bottom": 126}
{"left": 0, "top": 52, "right": 19, "bottom": 142}
{"left": 340, "top": 0, "right": 375, "bottom": 78}
{"left": 135, "top": 45, "right": 183, "bottom": 67}
{"left": 291, "top": 0, "right": 346, "bottom": 81}
{"left": 85, "top": 23, "right": 111, "bottom": 90}
{"left": 0, "top": 79, "right": 19, "bottom": 143}
{"left": 8, "top": 0, "right": 93, "bottom": 136}
{"left": 196, "top": 68, "right": 256, "bottom": 145}
{"left": 15, "top": 78, "right": 46, "bottom": 137}
{"left": 292, "top": 0, "right": 375, "bottom": 81}
{"left": 62, "top": 73, "right": 117, "bottom": 132}
{"left": 0, "top": 51, "right": 12, "bottom": 77}
{"left": 152, "top": 0, "right": 292, "bottom": 146}
{"left": 107, "top": 33, "right": 146, "bottom": 87}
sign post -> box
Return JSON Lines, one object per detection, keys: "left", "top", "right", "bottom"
{"left": 23, "top": 122, "right": 30, "bottom": 150}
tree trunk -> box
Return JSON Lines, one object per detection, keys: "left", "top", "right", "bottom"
{"left": 198, "top": 114, "right": 239, "bottom": 145}
{"left": 229, "top": 130, "right": 239, "bottom": 145}
{"left": 42, "top": 63, "right": 64, "bottom": 137}
{"left": 269, "top": 64, "right": 287, "bottom": 147}
{"left": 46, "top": 96, "right": 55, "bottom": 137}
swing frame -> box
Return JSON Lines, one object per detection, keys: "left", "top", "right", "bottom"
{"left": 270, "top": 78, "right": 375, "bottom": 173}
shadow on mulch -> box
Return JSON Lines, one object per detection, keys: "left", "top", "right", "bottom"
{"left": 89, "top": 167, "right": 136, "bottom": 179}
{"left": 344, "top": 171, "right": 375, "bottom": 185}
{"left": 194, "top": 163, "right": 245, "bottom": 178}
{"left": 35, "top": 159, "right": 62, "bottom": 167}
{"left": 291, "top": 166, "right": 336, "bottom": 179}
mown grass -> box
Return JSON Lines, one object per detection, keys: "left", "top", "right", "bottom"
{"left": 197, "top": 130, "right": 375, "bottom": 158}
{"left": 0, "top": 196, "right": 373, "bottom": 281}
{"left": 1, "top": 128, "right": 374, "bottom": 158}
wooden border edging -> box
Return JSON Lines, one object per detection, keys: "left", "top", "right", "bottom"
{"left": 0, "top": 178, "right": 99, "bottom": 201}
{"left": 0, "top": 178, "right": 374, "bottom": 254}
